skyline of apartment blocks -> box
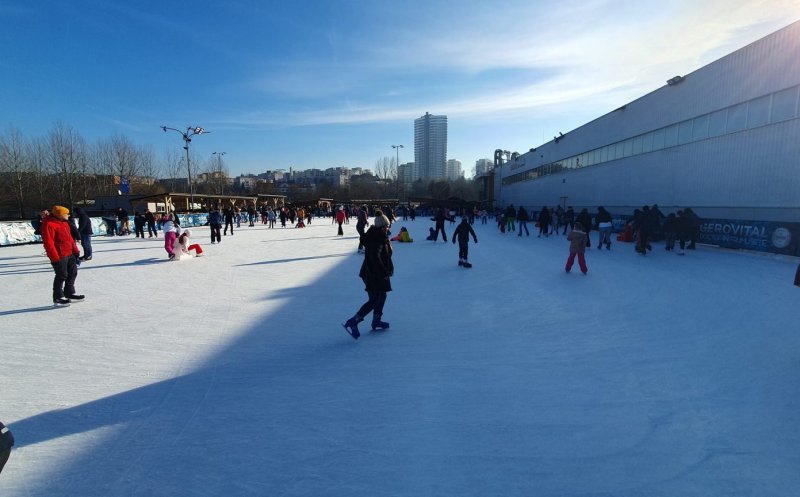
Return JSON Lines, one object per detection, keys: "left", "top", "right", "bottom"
{"left": 475, "top": 158, "right": 492, "bottom": 175}
{"left": 445, "top": 159, "right": 463, "bottom": 180}
{"left": 414, "top": 112, "right": 447, "bottom": 180}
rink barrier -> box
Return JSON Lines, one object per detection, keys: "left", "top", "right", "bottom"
{"left": 1, "top": 214, "right": 798, "bottom": 256}
{"left": 0, "top": 213, "right": 209, "bottom": 246}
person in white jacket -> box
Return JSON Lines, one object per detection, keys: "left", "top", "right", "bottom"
{"left": 173, "top": 229, "right": 203, "bottom": 260}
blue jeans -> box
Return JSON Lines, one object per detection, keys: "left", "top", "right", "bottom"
{"left": 518, "top": 221, "right": 529, "bottom": 236}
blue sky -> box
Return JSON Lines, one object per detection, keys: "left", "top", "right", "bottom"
{"left": 1, "top": 1, "right": 798, "bottom": 177}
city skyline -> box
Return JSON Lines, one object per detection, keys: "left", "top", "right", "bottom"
{"left": 1, "top": 2, "right": 798, "bottom": 177}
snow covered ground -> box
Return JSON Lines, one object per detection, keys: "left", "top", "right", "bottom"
{"left": 0, "top": 217, "right": 797, "bottom": 497}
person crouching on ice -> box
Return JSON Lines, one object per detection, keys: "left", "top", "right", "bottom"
{"left": 452, "top": 216, "right": 478, "bottom": 268}
{"left": 343, "top": 211, "right": 393, "bottom": 339}
{"left": 565, "top": 221, "right": 588, "bottom": 274}
{"left": 175, "top": 229, "right": 204, "bottom": 260}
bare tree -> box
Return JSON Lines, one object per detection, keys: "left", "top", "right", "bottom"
{"left": 28, "top": 136, "right": 53, "bottom": 211}
{"left": 162, "top": 148, "right": 184, "bottom": 192}
{"left": 47, "top": 122, "right": 86, "bottom": 208}
{"left": 0, "top": 126, "right": 30, "bottom": 218}
{"left": 137, "top": 146, "right": 162, "bottom": 194}
{"left": 374, "top": 156, "right": 395, "bottom": 180}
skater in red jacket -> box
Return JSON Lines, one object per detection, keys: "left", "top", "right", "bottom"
{"left": 41, "top": 205, "right": 84, "bottom": 306}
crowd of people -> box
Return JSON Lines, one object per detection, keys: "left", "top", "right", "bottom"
{"left": 26, "top": 199, "right": 798, "bottom": 314}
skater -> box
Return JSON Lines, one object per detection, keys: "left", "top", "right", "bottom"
{"left": 41, "top": 206, "right": 84, "bottom": 306}
{"left": 162, "top": 213, "right": 178, "bottom": 260}
{"left": 145, "top": 209, "right": 158, "bottom": 237}
{"left": 335, "top": 206, "right": 346, "bottom": 235}
{"left": 795, "top": 264, "right": 800, "bottom": 287}
{"left": 390, "top": 226, "right": 413, "bottom": 243}
{"left": 517, "top": 205, "right": 530, "bottom": 236}
{"left": 537, "top": 206, "right": 550, "bottom": 237}
{"left": 432, "top": 207, "right": 448, "bottom": 242}
{"left": 175, "top": 229, "right": 203, "bottom": 259}
{"left": 565, "top": 221, "right": 589, "bottom": 274}
{"left": 596, "top": 206, "right": 613, "bottom": 250}
{"left": 133, "top": 211, "right": 146, "bottom": 238}
{"left": 0, "top": 421, "right": 13, "bottom": 475}
{"left": 223, "top": 207, "right": 235, "bottom": 235}
{"left": 343, "top": 211, "right": 394, "bottom": 339}
{"left": 662, "top": 213, "right": 679, "bottom": 252}
{"left": 452, "top": 216, "right": 478, "bottom": 267}
{"left": 208, "top": 207, "right": 222, "bottom": 243}
{"left": 75, "top": 207, "right": 93, "bottom": 261}
{"left": 505, "top": 204, "right": 516, "bottom": 233}
{"left": 356, "top": 205, "right": 369, "bottom": 252}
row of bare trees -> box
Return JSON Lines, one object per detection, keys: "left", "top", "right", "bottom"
{"left": 0, "top": 123, "right": 213, "bottom": 219}
{"left": 0, "top": 123, "right": 480, "bottom": 220}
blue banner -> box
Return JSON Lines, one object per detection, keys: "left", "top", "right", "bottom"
{"left": 699, "top": 219, "right": 800, "bottom": 256}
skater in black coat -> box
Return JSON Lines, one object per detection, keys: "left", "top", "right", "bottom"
{"left": 343, "top": 211, "right": 394, "bottom": 339}
{"left": 0, "top": 421, "right": 13, "bottom": 475}
{"left": 452, "top": 216, "right": 478, "bottom": 267}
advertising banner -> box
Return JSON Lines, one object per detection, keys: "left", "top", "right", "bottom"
{"left": 699, "top": 219, "right": 800, "bottom": 256}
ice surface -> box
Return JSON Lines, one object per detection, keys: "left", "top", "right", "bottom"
{"left": 0, "top": 219, "right": 797, "bottom": 496}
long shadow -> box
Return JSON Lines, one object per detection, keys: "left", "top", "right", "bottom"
{"left": 234, "top": 253, "right": 351, "bottom": 267}
{"left": 0, "top": 268, "right": 54, "bottom": 276}
{"left": 0, "top": 306, "right": 59, "bottom": 316}
{"left": 260, "top": 234, "right": 353, "bottom": 242}
{"left": 6, "top": 246, "right": 369, "bottom": 496}
{"left": 0, "top": 254, "right": 49, "bottom": 261}
{"left": 76, "top": 258, "right": 164, "bottom": 270}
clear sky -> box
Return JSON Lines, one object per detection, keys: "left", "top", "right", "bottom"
{"left": 1, "top": 1, "right": 798, "bottom": 177}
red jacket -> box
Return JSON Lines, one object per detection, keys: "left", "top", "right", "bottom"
{"left": 335, "top": 210, "right": 346, "bottom": 223}
{"left": 41, "top": 215, "right": 80, "bottom": 263}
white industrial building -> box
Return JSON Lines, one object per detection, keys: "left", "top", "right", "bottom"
{"left": 493, "top": 21, "right": 800, "bottom": 224}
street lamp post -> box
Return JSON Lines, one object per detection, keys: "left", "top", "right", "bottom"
{"left": 392, "top": 144, "right": 404, "bottom": 201}
{"left": 161, "top": 125, "right": 210, "bottom": 210}
{"left": 212, "top": 151, "right": 227, "bottom": 195}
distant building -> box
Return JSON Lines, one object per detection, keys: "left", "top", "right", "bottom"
{"left": 414, "top": 112, "right": 447, "bottom": 180}
{"left": 475, "top": 158, "right": 493, "bottom": 176}
{"left": 445, "top": 159, "right": 462, "bottom": 181}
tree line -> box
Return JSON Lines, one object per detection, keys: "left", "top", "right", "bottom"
{"left": 0, "top": 123, "right": 480, "bottom": 220}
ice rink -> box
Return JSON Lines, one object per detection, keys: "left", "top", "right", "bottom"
{"left": 0, "top": 217, "right": 797, "bottom": 497}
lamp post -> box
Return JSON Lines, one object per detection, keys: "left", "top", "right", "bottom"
{"left": 392, "top": 144, "right": 403, "bottom": 200}
{"left": 212, "top": 151, "right": 226, "bottom": 195}
{"left": 161, "top": 125, "right": 209, "bottom": 210}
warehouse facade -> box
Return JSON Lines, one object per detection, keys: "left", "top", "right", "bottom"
{"left": 494, "top": 21, "right": 800, "bottom": 229}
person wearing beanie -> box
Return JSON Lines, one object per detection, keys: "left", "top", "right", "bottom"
{"left": 343, "top": 209, "right": 394, "bottom": 339}
{"left": 41, "top": 205, "right": 84, "bottom": 306}
{"left": 452, "top": 216, "right": 478, "bottom": 268}
{"left": 174, "top": 229, "right": 203, "bottom": 259}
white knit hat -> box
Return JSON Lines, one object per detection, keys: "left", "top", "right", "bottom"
{"left": 373, "top": 215, "right": 390, "bottom": 228}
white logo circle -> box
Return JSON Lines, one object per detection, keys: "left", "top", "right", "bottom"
{"left": 771, "top": 227, "right": 791, "bottom": 249}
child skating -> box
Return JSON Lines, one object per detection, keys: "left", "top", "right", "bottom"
{"left": 452, "top": 216, "right": 478, "bottom": 268}
{"left": 565, "top": 221, "right": 588, "bottom": 274}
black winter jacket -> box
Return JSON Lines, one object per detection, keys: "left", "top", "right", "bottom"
{"left": 359, "top": 226, "right": 394, "bottom": 293}
{"left": 0, "top": 422, "right": 14, "bottom": 451}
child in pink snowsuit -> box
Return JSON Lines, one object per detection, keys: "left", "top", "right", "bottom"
{"left": 565, "top": 221, "right": 588, "bottom": 274}
{"left": 162, "top": 214, "right": 178, "bottom": 259}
